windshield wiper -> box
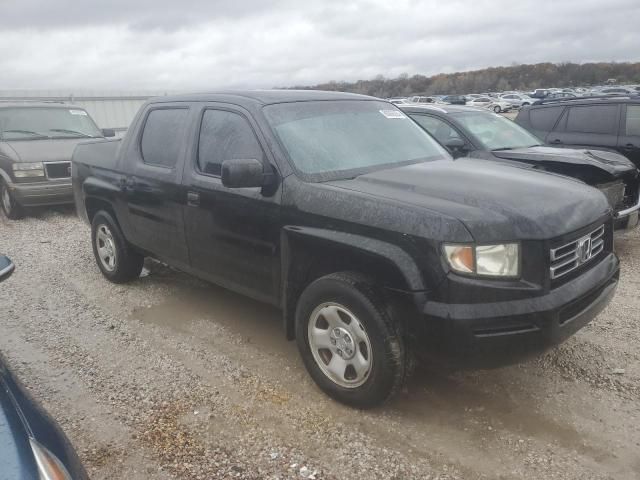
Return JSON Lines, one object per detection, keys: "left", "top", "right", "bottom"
{"left": 2, "top": 129, "right": 49, "bottom": 139}
{"left": 49, "top": 128, "right": 94, "bottom": 138}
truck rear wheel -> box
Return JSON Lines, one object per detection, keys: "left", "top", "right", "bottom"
{"left": 295, "top": 272, "right": 409, "bottom": 408}
{"left": 91, "top": 211, "right": 144, "bottom": 283}
{"left": 1, "top": 181, "right": 24, "bottom": 220}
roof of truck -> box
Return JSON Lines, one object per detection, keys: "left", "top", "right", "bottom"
{"left": 150, "top": 90, "right": 374, "bottom": 106}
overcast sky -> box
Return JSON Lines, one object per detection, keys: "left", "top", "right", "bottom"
{"left": 1, "top": 0, "right": 639, "bottom": 91}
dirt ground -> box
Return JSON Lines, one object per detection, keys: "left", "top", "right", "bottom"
{"left": 0, "top": 206, "right": 639, "bottom": 480}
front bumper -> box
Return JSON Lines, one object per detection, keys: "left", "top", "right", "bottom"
{"left": 614, "top": 193, "right": 640, "bottom": 231}
{"left": 421, "top": 252, "right": 619, "bottom": 363}
{"left": 9, "top": 180, "right": 73, "bottom": 207}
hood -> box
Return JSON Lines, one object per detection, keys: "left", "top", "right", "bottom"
{"left": 491, "top": 146, "right": 637, "bottom": 180}
{"left": 3, "top": 138, "right": 91, "bottom": 163}
{"left": 327, "top": 159, "right": 610, "bottom": 242}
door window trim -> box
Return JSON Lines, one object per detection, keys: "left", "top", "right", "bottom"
{"left": 193, "top": 106, "right": 269, "bottom": 180}
{"left": 138, "top": 105, "right": 191, "bottom": 171}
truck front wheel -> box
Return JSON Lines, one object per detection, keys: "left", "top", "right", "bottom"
{"left": 91, "top": 211, "right": 144, "bottom": 283}
{"left": 295, "top": 272, "right": 409, "bottom": 408}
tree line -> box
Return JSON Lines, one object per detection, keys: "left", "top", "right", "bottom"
{"left": 290, "top": 62, "right": 640, "bottom": 97}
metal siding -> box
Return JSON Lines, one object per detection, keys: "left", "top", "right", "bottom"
{"left": 0, "top": 90, "right": 179, "bottom": 132}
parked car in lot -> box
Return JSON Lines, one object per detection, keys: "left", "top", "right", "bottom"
{"left": 515, "top": 96, "right": 640, "bottom": 170}
{"left": 401, "top": 104, "right": 639, "bottom": 231}
{"left": 0, "top": 255, "right": 89, "bottom": 480}
{"left": 441, "top": 95, "right": 466, "bottom": 105}
{"left": 466, "top": 97, "right": 512, "bottom": 113}
{"left": 73, "top": 91, "right": 619, "bottom": 407}
{"left": 499, "top": 93, "right": 537, "bottom": 108}
{"left": 541, "top": 92, "right": 578, "bottom": 101}
{"left": 0, "top": 102, "right": 113, "bottom": 219}
{"left": 407, "top": 96, "right": 436, "bottom": 104}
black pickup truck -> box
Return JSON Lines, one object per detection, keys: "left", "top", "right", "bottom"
{"left": 73, "top": 91, "right": 619, "bottom": 407}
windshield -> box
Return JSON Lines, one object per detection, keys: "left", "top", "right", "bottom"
{"left": 0, "top": 107, "right": 102, "bottom": 140}
{"left": 263, "top": 100, "right": 450, "bottom": 179}
{"left": 452, "top": 111, "right": 542, "bottom": 150}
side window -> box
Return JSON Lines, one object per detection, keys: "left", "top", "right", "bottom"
{"left": 140, "top": 108, "right": 189, "bottom": 168}
{"left": 565, "top": 105, "right": 618, "bottom": 134}
{"left": 411, "top": 115, "right": 462, "bottom": 144}
{"left": 529, "top": 106, "right": 564, "bottom": 131}
{"left": 625, "top": 105, "right": 640, "bottom": 136}
{"left": 197, "top": 109, "right": 264, "bottom": 176}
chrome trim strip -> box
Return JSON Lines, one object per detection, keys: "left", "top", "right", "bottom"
{"left": 615, "top": 191, "right": 640, "bottom": 218}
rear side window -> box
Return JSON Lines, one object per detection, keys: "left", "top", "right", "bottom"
{"left": 197, "top": 110, "right": 264, "bottom": 176}
{"left": 141, "top": 108, "right": 189, "bottom": 168}
{"left": 625, "top": 105, "right": 640, "bottom": 136}
{"left": 565, "top": 105, "right": 618, "bottom": 134}
{"left": 529, "top": 106, "right": 563, "bottom": 131}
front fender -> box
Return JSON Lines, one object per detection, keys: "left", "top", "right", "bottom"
{"left": 280, "top": 225, "right": 427, "bottom": 339}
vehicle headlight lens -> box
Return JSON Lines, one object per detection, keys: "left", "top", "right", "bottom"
{"left": 444, "top": 243, "right": 519, "bottom": 277}
{"left": 12, "top": 162, "right": 45, "bottom": 178}
{"left": 29, "top": 438, "right": 73, "bottom": 480}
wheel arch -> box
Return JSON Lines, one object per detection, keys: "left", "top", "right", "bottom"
{"left": 280, "top": 226, "right": 425, "bottom": 340}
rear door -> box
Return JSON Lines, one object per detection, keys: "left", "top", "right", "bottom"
{"left": 121, "top": 104, "right": 193, "bottom": 268}
{"left": 617, "top": 104, "right": 640, "bottom": 168}
{"left": 182, "top": 104, "right": 282, "bottom": 304}
{"left": 547, "top": 103, "right": 620, "bottom": 152}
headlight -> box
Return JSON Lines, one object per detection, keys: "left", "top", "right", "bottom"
{"left": 12, "top": 162, "right": 45, "bottom": 178}
{"left": 443, "top": 243, "right": 519, "bottom": 277}
{"left": 29, "top": 438, "right": 73, "bottom": 480}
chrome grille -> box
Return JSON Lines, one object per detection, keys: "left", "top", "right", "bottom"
{"left": 550, "top": 224, "right": 605, "bottom": 280}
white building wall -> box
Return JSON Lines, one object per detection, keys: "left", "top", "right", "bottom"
{"left": 0, "top": 90, "right": 180, "bottom": 133}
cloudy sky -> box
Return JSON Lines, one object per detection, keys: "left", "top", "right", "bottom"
{"left": 1, "top": 0, "right": 639, "bottom": 91}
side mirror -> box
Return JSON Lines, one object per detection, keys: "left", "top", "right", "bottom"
{"left": 221, "top": 158, "right": 265, "bottom": 189}
{"left": 445, "top": 138, "right": 468, "bottom": 157}
{"left": 0, "top": 255, "right": 14, "bottom": 283}
{"left": 102, "top": 128, "right": 116, "bottom": 138}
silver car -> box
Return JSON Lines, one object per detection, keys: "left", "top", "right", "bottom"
{"left": 499, "top": 93, "right": 536, "bottom": 107}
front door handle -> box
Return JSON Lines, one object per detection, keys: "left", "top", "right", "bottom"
{"left": 187, "top": 191, "right": 200, "bottom": 207}
{"left": 623, "top": 143, "right": 636, "bottom": 149}
{"left": 550, "top": 139, "right": 562, "bottom": 144}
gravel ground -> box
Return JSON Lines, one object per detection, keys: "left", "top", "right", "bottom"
{"left": 0, "top": 206, "right": 639, "bottom": 479}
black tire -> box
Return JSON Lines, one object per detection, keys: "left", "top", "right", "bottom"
{"left": 295, "top": 272, "right": 409, "bottom": 408}
{"left": 493, "top": 105, "right": 501, "bottom": 113}
{"left": 1, "top": 181, "right": 25, "bottom": 220}
{"left": 91, "top": 211, "right": 144, "bottom": 283}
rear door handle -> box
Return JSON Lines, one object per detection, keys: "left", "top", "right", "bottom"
{"left": 550, "top": 139, "right": 562, "bottom": 144}
{"left": 623, "top": 143, "right": 636, "bottom": 149}
{"left": 187, "top": 191, "right": 200, "bottom": 207}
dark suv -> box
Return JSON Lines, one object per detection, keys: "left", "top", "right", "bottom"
{"left": 0, "top": 102, "right": 113, "bottom": 219}
{"left": 515, "top": 96, "right": 640, "bottom": 169}
{"left": 401, "top": 104, "right": 639, "bottom": 231}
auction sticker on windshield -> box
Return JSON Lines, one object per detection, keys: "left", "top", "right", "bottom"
{"left": 69, "top": 110, "right": 88, "bottom": 116}
{"left": 379, "top": 110, "right": 407, "bottom": 119}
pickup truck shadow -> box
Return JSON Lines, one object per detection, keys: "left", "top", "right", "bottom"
{"left": 131, "top": 259, "right": 614, "bottom": 465}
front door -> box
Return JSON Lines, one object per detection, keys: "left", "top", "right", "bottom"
{"left": 182, "top": 105, "right": 282, "bottom": 304}
{"left": 122, "top": 104, "right": 192, "bottom": 268}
